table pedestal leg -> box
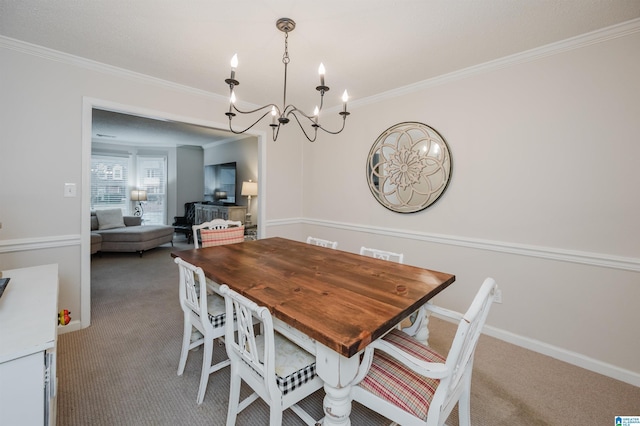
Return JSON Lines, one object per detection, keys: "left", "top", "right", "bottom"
{"left": 414, "top": 307, "right": 430, "bottom": 344}
{"left": 322, "top": 384, "right": 352, "bottom": 425}
{"left": 316, "top": 344, "right": 360, "bottom": 426}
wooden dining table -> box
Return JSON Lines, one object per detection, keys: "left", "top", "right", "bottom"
{"left": 171, "top": 237, "right": 455, "bottom": 425}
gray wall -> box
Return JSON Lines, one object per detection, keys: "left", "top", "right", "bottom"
{"left": 176, "top": 145, "right": 205, "bottom": 215}
{"left": 203, "top": 137, "right": 259, "bottom": 225}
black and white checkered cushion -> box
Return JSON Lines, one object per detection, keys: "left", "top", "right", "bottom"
{"left": 206, "top": 292, "right": 227, "bottom": 328}
{"left": 277, "top": 362, "right": 317, "bottom": 395}
{"left": 254, "top": 332, "right": 318, "bottom": 395}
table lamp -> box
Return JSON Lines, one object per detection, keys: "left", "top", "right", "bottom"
{"left": 241, "top": 181, "right": 258, "bottom": 226}
{"left": 131, "top": 189, "right": 147, "bottom": 217}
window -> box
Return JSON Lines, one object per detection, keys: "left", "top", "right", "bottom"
{"left": 136, "top": 156, "right": 167, "bottom": 225}
{"left": 91, "top": 155, "right": 129, "bottom": 212}
{"left": 91, "top": 153, "right": 167, "bottom": 224}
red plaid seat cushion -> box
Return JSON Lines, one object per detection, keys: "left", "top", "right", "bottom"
{"left": 200, "top": 226, "right": 245, "bottom": 247}
{"left": 359, "top": 328, "right": 446, "bottom": 420}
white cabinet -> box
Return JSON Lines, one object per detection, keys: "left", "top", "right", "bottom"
{"left": 194, "top": 203, "right": 247, "bottom": 224}
{"left": 0, "top": 264, "right": 58, "bottom": 426}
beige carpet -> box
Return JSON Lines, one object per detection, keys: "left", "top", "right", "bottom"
{"left": 56, "top": 240, "right": 640, "bottom": 425}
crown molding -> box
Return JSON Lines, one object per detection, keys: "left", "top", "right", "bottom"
{"left": 349, "top": 17, "right": 640, "bottom": 110}
{"left": 0, "top": 35, "right": 229, "bottom": 104}
{"left": 4, "top": 18, "right": 640, "bottom": 113}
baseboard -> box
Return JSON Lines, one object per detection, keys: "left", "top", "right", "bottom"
{"left": 58, "top": 319, "right": 82, "bottom": 334}
{"left": 432, "top": 313, "right": 640, "bottom": 388}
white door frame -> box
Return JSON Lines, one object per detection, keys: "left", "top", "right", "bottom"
{"left": 81, "top": 97, "right": 267, "bottom": 328}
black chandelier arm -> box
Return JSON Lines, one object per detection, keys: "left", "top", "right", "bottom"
{"left": 288, "top": 111, "right": 319, "bottom": 142}
{"left": 318, "top": 91, "right": 327, "bottom": 110}
{"left": 317, "top": 120, "right": 347, "bottom": 135}
{"left": 231, "top": 102, "right": 280, "bottom": 116}
{"left": 283, "top": 105, "right": 316, "bottom": 123}
{"left": 315, "top": 112, "right": 350, "bottom": 135}
{"left": 227, "top": 110, "right": 273, "bottom": 135}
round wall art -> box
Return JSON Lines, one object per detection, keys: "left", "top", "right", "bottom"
{"left": 366, "top": 121, "right": 452, "bottom": 213}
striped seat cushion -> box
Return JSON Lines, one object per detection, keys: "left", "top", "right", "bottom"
{"left": 359, "top": 329, "right": 446, "bottom": 420}
{"left": 201, "top": 226, "right": 245, "bottom": 247}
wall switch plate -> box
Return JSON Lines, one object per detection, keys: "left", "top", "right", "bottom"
{"left": 64, "top": 183, "right": 77, "bottom": 197}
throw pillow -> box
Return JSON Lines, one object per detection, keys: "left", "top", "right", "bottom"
{"left": 96, "top": 208, "right": 126, "bottom": 230}
{"left": 200, "top": 226, "right": 245, "bottom": 247}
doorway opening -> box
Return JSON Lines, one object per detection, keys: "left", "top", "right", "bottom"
{"left": 82, "top": 98, "right": 266, "bottom": 328}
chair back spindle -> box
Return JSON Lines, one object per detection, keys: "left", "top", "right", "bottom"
{"left": 359, "top": 246, "right": 404, "bottom": 264}
{"left": 439, "top": 278, "right": 497, "bottom": 410}
{"left": 306, "top": 236, "right": 338, "bottom": 249}
{"left": 220, "top": 284, "right": 322, "bottom": 425}
{"left": 193, "top": 219, "right": 244, "bottom": 248}
{"left": 174, "top": 257, "right": 231, "bottom": 405}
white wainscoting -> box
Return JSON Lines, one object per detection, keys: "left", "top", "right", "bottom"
{"left": 3, "top": 226, "right": 639, "bottom": 386}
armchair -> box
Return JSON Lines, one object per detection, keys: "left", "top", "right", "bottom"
{"left": 351, "top": 278, "right": 498, "bottom": 426}
{"left": 172, "top": 202, "right": 200, "bottom": 243}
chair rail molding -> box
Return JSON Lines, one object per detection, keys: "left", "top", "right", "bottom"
{"left": 0, "top": 234, "right": 81, "bottom": 253}
{"left": 4, "top": 221, "right": 639, "bottom": 273}
{"left": 265, "top": 217, "right": 640, "bottom": 273}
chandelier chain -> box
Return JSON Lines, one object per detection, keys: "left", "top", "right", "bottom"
{"left": 283, "top": 31, "right": 290, "bottom": 65}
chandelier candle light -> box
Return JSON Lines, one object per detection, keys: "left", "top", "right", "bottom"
{"left": 225, "top": 18, "right": 350, "bottom": 142}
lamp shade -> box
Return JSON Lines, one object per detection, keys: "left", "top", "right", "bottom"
{"left": 131, "top": 190, "right": 147, "bottom": 201}
{"left": 241, "top": 181, "right": 258, "bottom": 197}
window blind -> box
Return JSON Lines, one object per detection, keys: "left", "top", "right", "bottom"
{"left": 136, "top": 155, "right": 167, "bottom": 225}
{"left": 91, "top": 155, "right": 130, "bottom": 212}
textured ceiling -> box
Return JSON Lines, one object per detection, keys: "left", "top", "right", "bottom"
{"left": 2, "top": 0, "right": 640, "bottom": 145}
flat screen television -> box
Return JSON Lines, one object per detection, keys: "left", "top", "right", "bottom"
{"left": 204, "top": 162, "right": 237, "bottom": 204}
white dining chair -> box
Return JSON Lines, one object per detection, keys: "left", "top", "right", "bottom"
{"left": 193, "top": 219, "right": 244, "bottom": 248}
{"left": 175, "top": 257, "right": 231, "bottom": 405}
{"left": 219, "top": 284, "right": 323, "bottom": 426}
{"left": 351, "top": 277, "right": 498, "bottom": 426}
{"left": 306, "top": 236, "right": 338, "bottom": 249}
{"left": 359, "top": 246, "right": 404, "bottom": 264}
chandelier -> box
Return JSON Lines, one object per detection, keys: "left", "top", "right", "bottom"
{"left": 224, "top": 18, "right": 350, "bottom": 142}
